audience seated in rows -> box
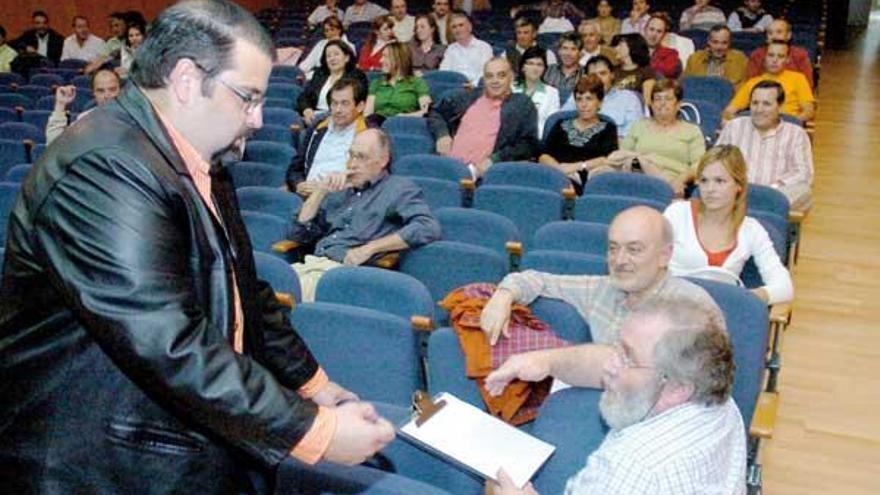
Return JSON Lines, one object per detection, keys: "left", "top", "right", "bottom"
{"left": 60, "top": 16, "right": 105, "bottom": 63}
{"left": 728, "top": 0, "right": 774, "bottom": 32}
{"left": 288, "top": 78, "right": 370, "bottom": 197}
{"left": 511, "top": 0, "right": 585, "bottom": 24}
{"left": 613, "top": 78, "right": 706, "bottom": 196}
{"left": 299, "top": 16, "right": 357, "bottom": 80}
{"left": 505, "top": 14, "right": 558, "bottom": 76}
{"left": 487, "top": 299, "right": 745, "bottom": 494}
{"left": 46, "top": 69, "right": 121, "bottom": 145}
{"left": 679, "top": 0, "right": 727, "bottom": 31}
{"left": 390, "top": 0, "right": 415, "bottom": 43}
{"left": 343, "top": 0, "right": 388, "bottom": 28}
{"left": 683, "top": 24, "right": 748, "bottom": 88}
{"left": 643, "top": 13, "right": 682, "bottom": 80}
{"left": 357, "top": 15, "right": 396, "bottom": 72}
{"left": 83, "top": 21, "right": 145, "bottom": 78}
{"left": 428, "top": 57, "right": 539, "bottom": 178}
{"left": 610, "top": 33, "right": 654, "bottom": 102}
{"left": 562, "top": 55, "right": 644, "bottom": 139}
{"left": 543, "top": 32, "right": 584, "bottom": 94}
{"left": 365, "top": 41, "right": 432, "bottom": 122}
{"left": 718, "top": 80, "right": 813, "bottom": 209}
{"left": 297, "top": 40, "right": 368, "bottom": 127}
{"left": 11, "top": 11, "right": 64, "bottom": 65}
{"left": 541, "top": 75, "right": 618, "bottom": 194}
{"left": 724, "top": 40, "right": 815, "bottom": 122}
{"left": 308, "top": 0, "right": 344, "bottom": 29}
{"left": 664, "top": 145, "right": 794, "bottom": 304}
{"left": 512, "top": 47, "right": 559, "bottom": 137}
{"left": 577, "top": 18, "right": 618, "bottom": 67}
{"left": 409, "top": 14, "right": 446, "bottom": 74}
{"left": 747, "top": 19, "right": 814, "bottom": 87}
{"left": 290, "top": 128, "right": 440, "bottom": 301}
{"left": 439, "top": 11, "right": 493, "bottom": 85}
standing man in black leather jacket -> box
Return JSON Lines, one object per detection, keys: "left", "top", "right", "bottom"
{"left": 0, "top": 1, "right": 394, "bottom": 493}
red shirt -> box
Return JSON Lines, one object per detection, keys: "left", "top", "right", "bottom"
{"left": 357, "top": 42, "right": 386, "bottom": 71}
{"left": 747, "top": 45, "right": 814, "bottom": 88}
{"left": 651, "top": 45, "right": 682, "bottom": 79}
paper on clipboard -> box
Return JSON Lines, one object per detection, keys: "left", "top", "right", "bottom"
{"left": 399, "top": 392, "right": 555, "bottom": 489}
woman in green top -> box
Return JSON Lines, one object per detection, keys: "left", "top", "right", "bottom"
{"left": 363, "top": 41, "right": 432, "bottom": 125}
{"left": 609, "top": 78, "right": 706, "bottom": 196}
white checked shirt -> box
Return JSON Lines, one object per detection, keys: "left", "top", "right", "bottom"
{"left": 439, "top": 37, "right": 494, "bottom": 85}
{"left": 565, "top": 399, "right": 747, "bottom": 495}
{"left": 717, "top": 116, "right": 814, "bottom": 188}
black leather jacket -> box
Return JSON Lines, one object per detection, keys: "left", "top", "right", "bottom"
{"left": 0, "top": 84, "right": 322, "bottom": 493}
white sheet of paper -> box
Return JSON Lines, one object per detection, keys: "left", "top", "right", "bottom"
{"left": 400, "top": 392, "right": 555, "bottom": 489}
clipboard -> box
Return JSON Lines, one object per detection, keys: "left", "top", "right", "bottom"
{"left": 397, "top": 391, "right": 555, "bottom": 489}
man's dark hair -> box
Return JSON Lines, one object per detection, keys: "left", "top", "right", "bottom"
{"left": 708, "top": 24, "right": 731, "bottom": 37}
{"left": 122, "top": 11, "right": 147, "bottom": 27}
{"left": 32, "top": 11, "right": 49, "bottom": 21}
{"left": 611, "top": 33, "right": 651, "bottom": 67}
{"left": 72, "top": 16, "right": 89, "bottom": 26}
{"left": 109, "top": 12, "right": 126, "bottom": 22}
{"left": 558, "top": 31, "right": 583, "bottom": 51}
{"left": 513, "top": 12, "right": 538, "bottom": 31}
{"left": 130, "top": 0, "right": 274, "bottom": 94}
{"left": 751, "top": 79, "right": 786, "bottom": 105}
{"left": 327, "top": 76, "right": 367, "bottom": 107}
{"left": 586, "top": 54, "right": 614, "bottom": 74}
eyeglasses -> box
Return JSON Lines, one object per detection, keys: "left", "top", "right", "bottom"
{"left": 348, "top": 150, "right": 372, "bottom": 162}
{"left": 216, "top": 78, "right": 265, "bottom": 114}
{"left": 612, "top": 342, "right": 655, "bottom": 371}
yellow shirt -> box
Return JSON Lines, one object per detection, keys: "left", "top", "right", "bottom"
{"left": 0, "top": 44, "right": 17, "bottom": 73}
{"left": 729, "top": 70, "right": 815, "bottom": 117}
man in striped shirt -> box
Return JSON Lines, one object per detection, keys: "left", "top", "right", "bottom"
{"left": 488, "top": 300, "right": 747, "bottom": 494}
{"left": 718, "top": 80, "right": 813, "bottom": 209}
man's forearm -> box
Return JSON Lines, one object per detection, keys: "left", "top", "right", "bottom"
{"left": 360, "top": 233, "right": 408, "bottom": 257}
{"left": 298, "top": 190, "right": 327, "bottom": 223}
{"left": 547, "top": 344, "right": 615, "bottom": 389}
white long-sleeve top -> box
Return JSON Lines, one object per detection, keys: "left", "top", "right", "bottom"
{"left": 664, "top": 200, "right": 793, "bottom": 304}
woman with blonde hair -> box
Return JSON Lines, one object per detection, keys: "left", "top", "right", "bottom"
{"left": 663, "top": 145, "right": 793, "bottom": 304}
{"left": 364, "top": 41, "right": 431, "bottom": 123}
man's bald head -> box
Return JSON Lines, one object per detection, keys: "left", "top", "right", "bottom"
{"left": 606, "top": 207, "right": 674, "bottom": 295}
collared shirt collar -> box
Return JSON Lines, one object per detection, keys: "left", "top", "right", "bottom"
{"left": 615, "top": 272, "right": 672, "bottom": 309}
{"left": 352, "top": 169, "right": 390, "bottom": 192}
{"left": 752, "top": 118, "right": 784, "bottom": 138}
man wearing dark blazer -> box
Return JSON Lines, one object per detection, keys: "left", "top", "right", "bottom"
{"left": 12, "top": 10, "right": 65, "bottom": 64}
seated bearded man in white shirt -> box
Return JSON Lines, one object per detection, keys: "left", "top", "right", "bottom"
{"left": 487, "top": 299, "right": 747, "bottom": 495}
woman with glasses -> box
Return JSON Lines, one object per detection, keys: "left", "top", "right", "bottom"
{"left": 298, "top": 16, "right": 356, "bottom": 80}
{"left": 297, "top": 39, "right": 368, "bottom": 127}
{"left": 357, "top": 15, "right": 396, "bottom": 72}
{"left": 609, "top": 78, "right": 705, "bottom": 196}
{"left": 363, "top": 42, "right": 431, "bottom": 125}
{"left": 511, "top": 46, "right": 559, "bottom": 138}
{"left": 664, "top": 145, "right": 793, "bottom": 304}
{"left": 539, "top": 75, "right": 618, "bottom": 195}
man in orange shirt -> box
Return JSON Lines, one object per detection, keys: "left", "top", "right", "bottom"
{"left": 0, "top": 1, "right": 394, "bottom": 493}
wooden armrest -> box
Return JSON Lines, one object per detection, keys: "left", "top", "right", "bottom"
{"left": 10, "top": 82, "right": 19, "bottom": 91}
{"left": 272, "top": 239, "right": 300, "bottom": 253}
{"left": 23, "top": 139, "right": 35, "bottom": 149}
{"left": 459, "top": 178, "right": 476, "bottom": 191}
{"left": 14, "top": 105, "right": 24, "bottom": 115}
{"left": 770, "top": 303, "right": 792, "bottom": 326}
{"left": 374, "top": 252, "right": 400, "bottom": 269}
{"left": 561, "top": 186, "right": 577, "bottom": 201}
{"left": 789, "top": 209, "right": 808, "bottom": 224}
{"left": 411, "top": 315, "right": 434, "bottom": 332}
{"left": 275, "top": 291, "right": 295, "bottom": 309}
{"left": 749, "top": 391, "right": 779, "bottom": 439}
{"left": 505, "top": 241, "right": 523, "bottom": 258}
{"left": 289, "top": 123, "right": 302, "bottom": 132}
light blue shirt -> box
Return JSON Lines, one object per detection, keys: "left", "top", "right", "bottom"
{"left": 562, "top": 88, "right": 644, "bottom": 138}
{"left": 307, "top": 121, "right": 357, "bottom": 181}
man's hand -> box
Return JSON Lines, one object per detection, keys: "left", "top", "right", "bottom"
{"left": 318, "top": 172, "right": 350, "bottom": 193}
{"left": 296, "top": 181, "right": 318, "bottom": 197}
{"left": 489, "top": 468, "right": 539, "bottom": 495}
{"left": 480, "top": 289, "right": 514, "bottom": 345}
{"left": 54, "top": 85, "right": 76, "bottom": 111}
{"left": 484, "top": 352, "right": 552, "bottom": 397}
{"left": 322, "top": 402, "right": 396, "bottom": 465}
{"left": 670, "top": 177, "right": 686, "bottom": 198}
{"left": 343, "top": 244, "right": 374, "bottom": 266}
{"left": 303, "top": 108, "right": 316, "bottom": 127}
{"left": 436, "top": 136, "right": 453, "bottom": 155}
{"left": 311, "top": 381, "right": 359, "bottom": 407}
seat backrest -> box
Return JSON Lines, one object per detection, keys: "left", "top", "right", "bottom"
{"left": 235, "top": 186, "right": 302, "bottom": 220}
{"left": 687, "top": 278, "right": 769, "bottom": 430}
{"left": 262, "top": 107, "right": 300, "bottom": 128}
{"left": 270, "top": 65, "right": 304, "bottom": 82}
{"left": 252, "top": 124, "right": 294, "bottom": 145}
{"left": 240, "top": 210, "right": 290, "bottom": 254}
{"left": 253, "top": 251, "right": 302, "bottom": 304}
{"left": 473, "top": 185, "right": 565, "bottom": 248}
{"left": 747, "top": 183, "right": 790, "bottom": 221}
{"left": 530, "top": 297, "right": 592, "bottom": 343}
{"left": 681, "top": 75, "right": 735, "bottom": 107}
{"left": 683, "top": 98, "right": 723, "bottom": 146}
{"left": 390, "top": 133, "right": 435, "bottom": 158}
{"left": 421, "top": 70, "right": 470, "bottom": 86}
{"left": 400, "top": 241, "right": 508, "bottom": 305}
{"left": 229, "top": 161, "right": 287, "bottom": 188}
{"left": 481, "top": 161, "right": 570, "bottom": 194}
{"left": 393, "top": 154, "right": 469, "bottom": 182}
{"left": 0, "top": 93, "right": 33, "bottom": 110}
{"left": 0, "top": 181, "right": 22, "bottom": 245}
{"left": 0, "top": 73, "right": 25, "bottom": 87}
{"left": 5, "top": 164, "right": 32, "bottom": 182}
{"left": 0, "top": 122, "right": 44, "bottom": 143}
{"left": 574, "top": 194, "right": 666, "bottom": 224}
{"left": 382, "top": 116, "right": 431, "bottom": 138}
{"left": 21, "top": 110, "right": 52, "bottom": 130}
{"left": 29, "top": 73, "right": 64, "bottom": 88}
{"left": 531, "top": 220, "right": 608, "bottom": 256}
{"left": 426, "top": 326, "right": 485, "bottom": 408}
{"left": 434, "top": 207, "right": 520, "bottom": 257}
{"left": 70, "top": 74, "right": 92, "bottom": 89}
{"left": 541, "top": 110, "right": 577, "bottom": 144}
{"left": 582, "top": 171, "right": 674, "bottom": 205}
{"left": 0, "top": 107, "right": 16, "bottom": 125}
{"left": 0, "top": 138, "right": 28, "bottom": 166}
{"left": 408, "top": 176, "right": 465, "bottom": 210}
{"left": 316, "top": 266, "right": 434, "bottom": 321}
{"left": 266, "top": 82, "right": 302, "bottom": 102}
{"left": 521, "top": 250, "right": 608, "bottom": 276}
{"left": 243, "top": 140, "right": 296, "bottom": 167}
{"left": 291, "top": 302, "right": 424, "bottom": 405}
{"left": 15, "top": 85, "right": 52, "bottom": 101}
